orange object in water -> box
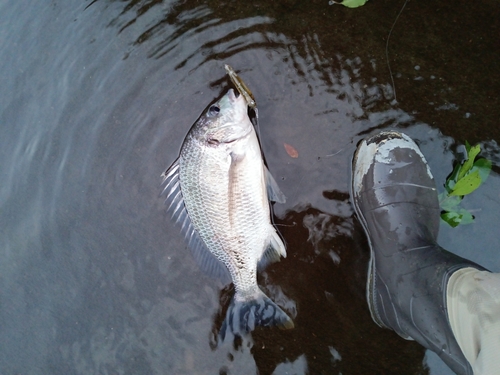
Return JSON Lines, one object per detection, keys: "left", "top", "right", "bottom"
{"left": 284, "top": 143, "right": 299, "bottom": 158}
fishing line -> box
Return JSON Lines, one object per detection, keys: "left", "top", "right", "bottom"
{"left": 251, "top": 107, "right": 262, "bottom": 141}
{"left": 386, "top": 0, "right": 410, "bottom": 103}
{"left": 274, "top": 222, "right": 297, "bottom": 227}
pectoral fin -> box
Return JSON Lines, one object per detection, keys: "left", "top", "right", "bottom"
{"left": 161, "top": 159, "right": 231, "bottom": 284}
{"left": 265, "top": 166, "right": 286, "bottom": 203}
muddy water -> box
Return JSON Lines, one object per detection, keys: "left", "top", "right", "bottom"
{"left": 0, "top": 0, "right": 499, "bottom": 374}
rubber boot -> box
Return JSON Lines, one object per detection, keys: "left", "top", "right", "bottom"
{"left": 351, "top": 131, "right": 486, "bottom": 375}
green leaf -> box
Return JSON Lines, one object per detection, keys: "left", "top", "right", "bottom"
{"left": 458, "top": 144, "right": 481, "bottom": 180}
{"left": 465, "top": 140, "right": 472, "bottom": 154}
{"left": 439, "top": 193, "right": 462, "bottom": 211}
{"left": 449, "top": 169, "right": 481, "bottom": 196}
{"left": 456, "top": 209, "right": 474, "bottom": 225}
{"left": 439, "top": 140, "right": 491, "bottom": 227}
{"left": 473, "top": 158, "right": 492, "bottom": 183}
{"left": 438, "top": 191, "right": 447, "bottom": 205}
{"left": 445, "top": 162, "right": 462, "bottom": 193}
{"left": 441, "top": 211, "right": 462, "bottom": 228}
{"left": 441, "top": 209, "right": 474, "bottom": 228}
{"left": 330, "top": 0, "right": 368, "bottom": 8}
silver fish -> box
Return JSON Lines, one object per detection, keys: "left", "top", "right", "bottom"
{"left": 161, "top": 89, "right": 294, "bottom": 339}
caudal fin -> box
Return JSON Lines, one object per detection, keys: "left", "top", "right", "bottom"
{"left": 219, "top": 288, "right": 294, "bottom": 342}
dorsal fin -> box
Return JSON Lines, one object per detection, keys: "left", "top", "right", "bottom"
{"left": 161, "top": 159, "right": 231, "bottom": 284}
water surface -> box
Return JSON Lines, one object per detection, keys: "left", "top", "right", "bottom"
{"left": 1, "top": 0, "right": 499, "bottom": 374}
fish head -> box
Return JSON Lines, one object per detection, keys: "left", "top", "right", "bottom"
{"left": 197, "top": 89, "right": 252, "bottom": 145}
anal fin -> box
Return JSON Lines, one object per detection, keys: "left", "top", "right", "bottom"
{"left": 258, "top": 231, "right": 287, "bottom": 271}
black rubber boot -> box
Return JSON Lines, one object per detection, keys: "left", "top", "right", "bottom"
{"left": 351, "top": 131, "right": 486, "bottom": 375}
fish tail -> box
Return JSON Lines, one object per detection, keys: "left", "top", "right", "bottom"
{"left": 219, "top": 288, "right": 294, "bottom": 342}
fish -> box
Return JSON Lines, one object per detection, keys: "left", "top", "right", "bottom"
{"left": 161, "top": 88, "right": 294, "bottom": 340}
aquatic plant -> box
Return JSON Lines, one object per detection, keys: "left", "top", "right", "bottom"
{"left": 439, "top": 142, "right": 491, "bottom": 227}
{"left": 329, "top": 0, "right": 368, "bottom": 8}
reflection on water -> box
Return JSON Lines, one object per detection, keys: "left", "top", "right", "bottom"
{"left": 251, "top": 205, "right": 427, "bottom": 374}
{"left": 0, "top": 0, "right": 499, "bottom": 374}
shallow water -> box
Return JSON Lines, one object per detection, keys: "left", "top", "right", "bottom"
{"left": 1, "top": 0, "right": 499, "bottom": 374}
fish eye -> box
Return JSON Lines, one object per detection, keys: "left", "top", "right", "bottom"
{"left": 208, "top": 105, "right": 220, "bottom": 116}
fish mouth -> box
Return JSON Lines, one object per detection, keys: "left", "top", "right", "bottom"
{"left": 224, "top": 88, "right": 247, "bottom": 115}
{"left": 228, "top": 88, "right": 242, "bottom": 102}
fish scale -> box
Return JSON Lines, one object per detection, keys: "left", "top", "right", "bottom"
{"left": 180, "top": 128, "right": 265, "bottom": 292}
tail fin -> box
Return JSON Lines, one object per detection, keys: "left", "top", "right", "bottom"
{"left": 219, "top": 288, "right": 294, "bottom": 342}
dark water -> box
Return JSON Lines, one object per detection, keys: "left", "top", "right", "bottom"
{"left": 1, "top": 0, "right": 499, "bottom": 374}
